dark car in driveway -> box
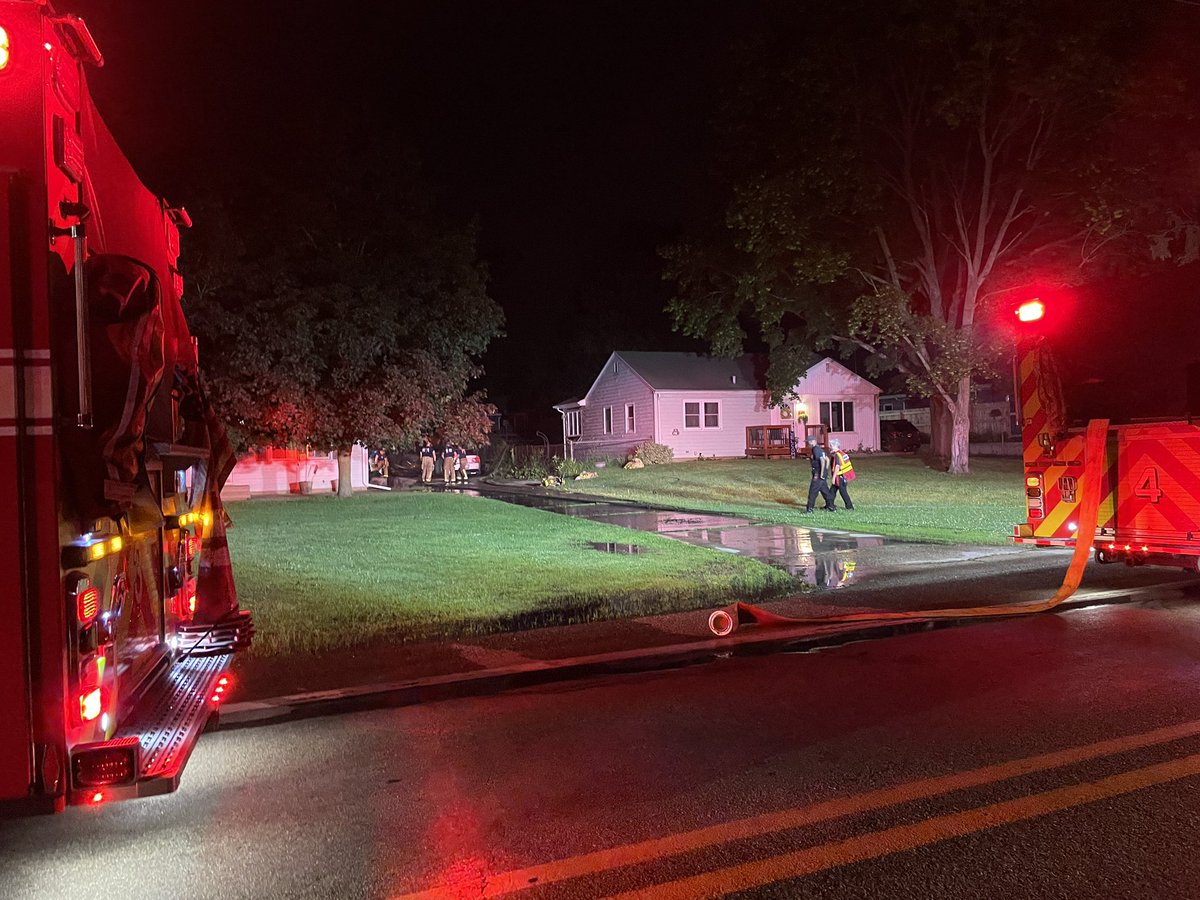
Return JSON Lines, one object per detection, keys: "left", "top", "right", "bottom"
{"left": 880, "top": 418, "right": 923, "bottom": 452}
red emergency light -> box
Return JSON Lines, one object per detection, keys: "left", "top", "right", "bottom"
{"left": 1017, "top": 300, "right": 1046, "bottom": 323}
{"left": 76, "top": 584, "right": 100, "bottom": 625}
{"left": 0, "top": 26, "right": 10, "bottom": 70}
{"left": 79, "top": 687, "right": 104, "bottom": 722}
{"left": 73, "top": 737, "right": 140, "bottom": 789}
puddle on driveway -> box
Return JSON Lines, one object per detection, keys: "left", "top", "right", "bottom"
{"left": 472, "top": 488, "right": 886, "bottom": 590}
{"left": 667, "top": 524, "right": 883, "bottom": 589}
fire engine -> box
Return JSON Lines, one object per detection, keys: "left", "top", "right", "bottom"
{"left": 1013, "top": 298, "right": 1200, "bottom": 573}
{"left": 1, "top": 0, "right": 252, "bottom": 814}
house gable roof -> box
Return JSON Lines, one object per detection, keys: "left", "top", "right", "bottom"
{"left": 801, "top": 357, "right": 883, "bottom": 395}
{"left": 554, "top": 351, "right": 882, "bottom": 409}
{"left": 613, "top": 351, "right": 767, "bottom": 392}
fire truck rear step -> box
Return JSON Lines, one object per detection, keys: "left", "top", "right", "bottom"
{"left": 71, "top": 652, "right": 233, "bottom": 803}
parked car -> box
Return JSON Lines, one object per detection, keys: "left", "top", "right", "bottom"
{"left": 880, "top": 419, "right": 922, "bottom": 452}
{"left": 462, "top": 453, "right": 481, "bottom": 475}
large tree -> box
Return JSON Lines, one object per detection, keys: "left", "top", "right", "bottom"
{"left": 184, "top": 153, "right": 503, "bottom": 496}
{"left": 665, "top": 0, "right": 1197, "bottom": 473}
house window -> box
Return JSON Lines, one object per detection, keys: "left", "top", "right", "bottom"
{"left": 565, "top": 410, "right": 581, "bottom": 438}
{"left": 603, "top": 406, "right": 613, "bottom": 435}
{"left": 625, "top": 404, "right": 635, "bottom": 433}
{"left": 705, "top": 402, "right": 720, "bottom": 428}
{"left": 819, "top": 401, "right": 855, "bottom": 433}
{"left": 684, "top": 400, "right": 721, "bottom": 429}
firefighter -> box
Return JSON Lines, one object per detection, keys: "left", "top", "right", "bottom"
{"left": 441, "top": 440, "right": 458, "bottom": 485}
{"left": 370, "top": 449, "right": 390, "bottom": 481}
{"left": 804, "top": 437, "right": 835, "bottom": 513}
{"left": 456, "top": 443, "right": 471, "bottom": 483}
{"left": 419, "top": 438, "right": 436, "bottom": 484}
{"left": 829, "top": 438, "right": 856, "bottom": 510}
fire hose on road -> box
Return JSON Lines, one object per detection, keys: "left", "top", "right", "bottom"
{"left": 707, "top": 419, "right": 1110, "bottom": 637}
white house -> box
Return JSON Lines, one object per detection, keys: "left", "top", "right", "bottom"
{"left": 553, "top": 351, "right": 881, "bottom": 460}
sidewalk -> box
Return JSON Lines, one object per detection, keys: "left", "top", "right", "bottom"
{"left": 223, "top": 592, "right": 943, "bottom": 725}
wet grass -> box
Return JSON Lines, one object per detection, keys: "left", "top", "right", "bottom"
{"left": 226, "top": 491, "right": 803, "bottom": 656}
{"left": 559, "top": 455, "right": 1025, "bottom": 545}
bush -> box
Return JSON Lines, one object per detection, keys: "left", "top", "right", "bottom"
{"left": 492, "top": 445, "right": 551, "bottom": 480}
{"left": 554, "top": 456, "right": 588, "bottom": 479}
{"left": 633, "top": 442, "right": 674, "bottom": 465}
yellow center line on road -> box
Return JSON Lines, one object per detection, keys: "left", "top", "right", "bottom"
{"left": 608, "top": 750, "right": 1200, "bottom": 900}
{"left": 394, "top": 718, "right": 1200, "bottom": 899}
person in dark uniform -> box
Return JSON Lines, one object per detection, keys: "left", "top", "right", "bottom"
{"left": 419, "top": 438, "right": 436, "bottom": 484}
{"left": 441, "top": 440, "right": 457, "bottom": 485}
{"left": 804, "top": 437, "right": 835, "bottom": 513}
{"left": 456, "top": 444, "right": 470, "bottom": 483}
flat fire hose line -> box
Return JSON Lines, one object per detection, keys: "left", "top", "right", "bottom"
{"left": 708, "top": 419, "right": 1110, "bottom": 637}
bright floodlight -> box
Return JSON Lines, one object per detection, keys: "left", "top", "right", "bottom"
{"left": 1017, "top": 300, "right": 1045, "bottom": 323}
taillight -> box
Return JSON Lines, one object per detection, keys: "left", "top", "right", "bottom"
{"left": 1025, "top": 473, "right": 1044, "bottom": 519}
{"left": 177, "top": 591, "right": 197, "bottom": 621}
{"left": 0, "top": 26, "right": 11, "bottom": 71}
{"left": 73, "top": 737, "right": 140, "bottom": 788}
{"left": 79, "top": 687, "right": 103, "bottom": 722}
{"left": 78, "top": 655, "right": 108, "bottom": 725}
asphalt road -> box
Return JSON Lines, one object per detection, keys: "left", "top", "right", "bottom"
{"left": 5, "top": 585, "right": 1200, "bottom": 899}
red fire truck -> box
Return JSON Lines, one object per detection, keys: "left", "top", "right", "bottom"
{"left": 1013, "top": 298, "right": 1200, "bottom": 573}
{"left": 1, "top": 1, "right": 252, "bottom": 814}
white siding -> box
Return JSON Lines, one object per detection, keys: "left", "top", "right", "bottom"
{"left": 655, "top": 390, "right": 772, "bottom": 458}
{"left": 572, "top": 354, "right": 655, "bottom": 458}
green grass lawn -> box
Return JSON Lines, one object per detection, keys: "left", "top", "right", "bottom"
{"left": 226, "top": 492, "right": 802, "bottom": 656}
{"left": 559, "top": 455, "right": 1025, "bottom": 545}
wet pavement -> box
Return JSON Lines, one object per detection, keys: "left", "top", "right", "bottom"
{"left": 458, "top": 485, "right": 965, "bottom": 592}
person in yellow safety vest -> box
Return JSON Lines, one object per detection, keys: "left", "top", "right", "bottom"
{"left": 829, "top": 438, "right": 855, "bottom": 510}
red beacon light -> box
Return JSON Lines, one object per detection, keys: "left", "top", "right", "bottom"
{"left": 1017, "top": 299, "right": 1046, "bottom": 323}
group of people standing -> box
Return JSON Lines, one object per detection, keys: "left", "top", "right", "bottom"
{"left": 419, "top": 438, "right": 472, "bottom": 485}
{"left": 804, "top": 437, "right": 855, "bottom": 513}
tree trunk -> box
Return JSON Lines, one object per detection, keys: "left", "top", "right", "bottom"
{"left": 336, "top": 447, "right": 354, "bottom": 498}
{"left": 930, "top": 396, "right": 953, "bottom": 459}
{"left": 947, "top": 376, "right": 972, "bottom": 475}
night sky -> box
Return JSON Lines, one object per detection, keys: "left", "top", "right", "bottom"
{"left": 66, "top": 1, "right": 762, "bottom": 430}
{"left": 66, "top": 1, "right": 1200, "bottom": 429}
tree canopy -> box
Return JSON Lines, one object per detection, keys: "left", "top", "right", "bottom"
{"left": 663, "top": 0, "right": 1199, "bottom": 472}
{"left": 183, "top": 148, "right": 504, "bottom": 487}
